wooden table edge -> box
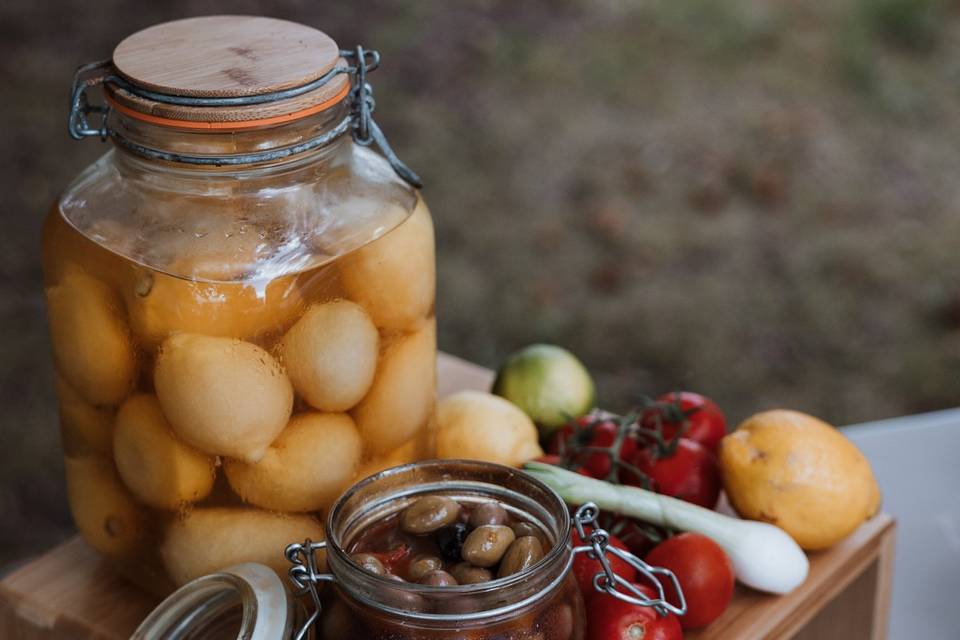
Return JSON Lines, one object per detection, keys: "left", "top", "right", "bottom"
{"left": 686, "top": 512, "right": 896, "bottom": 639}
{"left": 1, "top": 353, "right": 897, "bottom": 639}
{"left": 771, "top": 514, "right": 896, "bottom": 639}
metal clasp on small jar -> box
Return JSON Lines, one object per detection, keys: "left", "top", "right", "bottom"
{"left": 285, "top": 501, "right": 686, "bottom": 640}
{"left": 570, "top": 502, "right": 687, "bottom": 618}
{"left": 286, "top": 540, "right": 335, "bottom": 640}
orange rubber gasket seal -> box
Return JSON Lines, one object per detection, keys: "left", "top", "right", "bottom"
{"left": 105, "top": 82, "right": 350, "bottom": 130}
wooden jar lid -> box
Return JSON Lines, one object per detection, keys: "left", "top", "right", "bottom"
{"left": 106, "top": 16, "right": 350, "bottom": 128}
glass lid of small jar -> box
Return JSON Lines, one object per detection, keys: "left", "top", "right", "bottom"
{"left": 131, "top": 562, "right": 310, "bottom": 640}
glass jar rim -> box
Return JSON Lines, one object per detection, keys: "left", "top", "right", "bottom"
{"left": 320, "top": 459, "right": 574, "bottom": 622}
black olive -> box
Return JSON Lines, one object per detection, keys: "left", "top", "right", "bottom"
{"left": 437, "top": 522, "right": 470, "bottom": 561}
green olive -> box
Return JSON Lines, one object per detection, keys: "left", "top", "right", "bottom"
{"left": 351, "top": 553, "right": 385, "bottom": 576}
{"left": 400, "top": 496, "right": 461, "bottom": 534}
{"left": 418, "top": 570, "right": 458, "bottom": 586}
{"left": 461, "top": 525, "right": 516, "bottom": 568}
{"left": 468, "top": 501, "right": 509, "bottom": 528}
{"left": 511, "top": 521, "right": 547, "bottom": 546}
{"left": 408, "top": 554, "right": 444, "bottom": 581}
{"left": 383, "top": 573, "right": 430, "bottom": 612}
{"left": 450, "top": 562, "right": 493, "bottom": 585}
{"left": 497, "top": 536, "right": 545, "bottom": 578}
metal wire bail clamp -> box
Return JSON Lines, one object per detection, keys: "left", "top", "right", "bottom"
{"left": 571, "top": 502, "right": 687, "bottom": 618}
{"left": 343, "top": 46, "right": 422, "bottom": 188}
{"left": 66, "top": 45, "right": 423, "bottom": 188}
{"left": 285, "top": 539, "right": 334, "bottom": 640}
{"left": 68, "top": 59, "right": 111, "bottom": 141}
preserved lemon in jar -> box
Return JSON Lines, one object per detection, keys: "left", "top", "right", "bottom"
{"left": 45, "top": 16, "right": 435, "bottom": 593}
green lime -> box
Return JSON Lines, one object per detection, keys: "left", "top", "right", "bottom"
{"left": 492, "top": 344, "right": 595, "bottom": 435}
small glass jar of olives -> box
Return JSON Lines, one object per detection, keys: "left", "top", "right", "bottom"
{"left": 134, "top": 460, "right": 683, "bottom": 639}
{"left": 286, "top": 460, "right": 683, "bottom": 640}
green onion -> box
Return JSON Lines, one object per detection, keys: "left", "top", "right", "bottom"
{"left": 524, "top": 462, "right": 808, "bottom": 594}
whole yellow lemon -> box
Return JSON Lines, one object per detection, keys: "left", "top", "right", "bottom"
{"left": 224, "top": 412, "right": 362, "bottom": 513}
{"left": 720, "top": 409, "right": 881, "bottom": 550}
{"left": 161, "top": 507, "right": 325, "bottom": 586}
{"left": 436, "top": 391, "right": 544, "bottom": 467}
{"left": 339, "top": 197, "right": 436, "bottom": 333}
{"left": 154, "top": 334, "right": 294, "bottom": 462}
{"left": 352, "top": 318, "right": 436, "bottom": 455}
{"left": 64, "top": 456, "right": 144, "bottom": 558}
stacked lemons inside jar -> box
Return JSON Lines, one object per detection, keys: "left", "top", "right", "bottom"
{"left": 44, "top": 197, "right": 436, "bottom": 591}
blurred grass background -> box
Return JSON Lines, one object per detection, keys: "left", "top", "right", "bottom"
{"left": 3, "top": 0, "right": 960, "bottom": 567}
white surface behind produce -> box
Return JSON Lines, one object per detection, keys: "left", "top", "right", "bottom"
{"left": 845, "top": 409, "right": 960, "bottom": 640}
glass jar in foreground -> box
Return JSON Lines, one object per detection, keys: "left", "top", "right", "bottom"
{"left": 132, "top": 461, "right": 683, "bottom": 639}
{"left": 43, "top": 16, "right": 435, "bottom": 594}
{"left": 294, "top": 460, "right": 586, "bottom": 640}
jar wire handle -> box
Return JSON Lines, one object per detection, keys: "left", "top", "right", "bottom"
{"left": 68, "top": 59, "right": 111, "bottom": 141}
{"left": 65, "top": 44, "right": 423, "bottom": 188}
{"left": 344, "top": 45, "right": 423, "bottom": 188}
{"left": 571, "top": 502, "right": 687, "bottom": 618}
{"left": 285, "top": 539, "right": 336, "bottom": 640}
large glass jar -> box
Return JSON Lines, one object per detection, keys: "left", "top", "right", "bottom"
{"left": 43, "top": 16, "right": 436, "bottom": 594}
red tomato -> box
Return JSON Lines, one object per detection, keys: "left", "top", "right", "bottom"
{"left": 643, "top": 391, "right": 727, "bottom": 452}
{"left": 645, "top": 533, "right": 735, "bottom": 630}
{"left": 370, "top": 544, "right": 411, "bottom": 573}
{"left": 586, "top": 582, "right": 683, "bottom": 640}
{"left": 571, "top": 527, "right": 637, "bottom": 601}
{"left": 550, "top": 417, "right": 637, "bottom": 479}
{"left": 628, "top": 438, "right": 721, "bottom": 508}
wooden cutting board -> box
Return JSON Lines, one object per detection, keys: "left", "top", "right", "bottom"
{"left": 0, "top": 353, "right": 895, "bottom": 639}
